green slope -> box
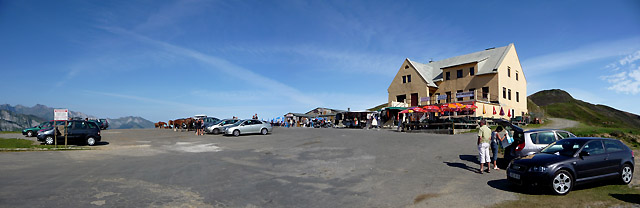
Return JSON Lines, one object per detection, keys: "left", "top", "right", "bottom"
{"left": 529, "top": 89, "right": 640, "bottom": 128}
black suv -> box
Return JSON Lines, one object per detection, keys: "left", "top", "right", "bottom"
{"left": 36, "top": 120, "right": 102, "bottom": 146}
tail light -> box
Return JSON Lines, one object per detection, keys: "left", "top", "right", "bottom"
{"left": 515, "top": 143, "right": 525, "bottom": 151}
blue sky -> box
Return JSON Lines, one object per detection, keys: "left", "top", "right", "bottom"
{"left": 1, "top": 0, "right": 639, "bottom": 122}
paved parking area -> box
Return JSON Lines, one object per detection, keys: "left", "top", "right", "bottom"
{"left": 0, "top": 128, "right": 518, "bottom": 207}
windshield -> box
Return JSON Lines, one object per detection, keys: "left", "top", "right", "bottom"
{"left": 540, "top": 139, "right": 587, "bottom": 156}
{"left": 233, "top": 120, "right": 244, "bottom": 125}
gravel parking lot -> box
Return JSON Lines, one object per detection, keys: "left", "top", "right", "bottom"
{"left": 0, "top": 127, "right": 527, "bottom": 207}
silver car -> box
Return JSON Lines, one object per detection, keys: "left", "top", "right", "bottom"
{"left": 514, "top": 129, "right": 577, "bottom": 157}
{"left": 224, "top": 119, "right": 272, "bottom": 136}
{"left": 206, "top": 119, "right": 239, "bottom": 134}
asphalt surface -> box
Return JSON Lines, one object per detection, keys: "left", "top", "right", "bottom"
{"left": 1, "top": 128, "right": 522, "bottom": 207}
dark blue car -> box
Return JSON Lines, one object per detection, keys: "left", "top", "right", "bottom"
{"left": 506, "top": 137, "right": 634, "bottom": 195}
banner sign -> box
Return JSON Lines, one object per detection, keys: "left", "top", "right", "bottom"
{"left": 456, "top": 91, "right": 474, "bottom": 98}
{"left": 420, "top": 97, "right": 430, "bottom": 102}
{"left": 54, "top": 109, "right": 68, "bottom": 121}
{"left": 436, "top": 94, "right": 448, "bottom": 100}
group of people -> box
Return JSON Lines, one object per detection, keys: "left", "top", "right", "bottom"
{"left": 195, "top": 119, "right": 205, "bottom": 136}
{"left": 476, "top": 120, "right": 510, "bottom": 174}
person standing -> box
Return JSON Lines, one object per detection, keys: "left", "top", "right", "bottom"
{"left": 491, "top": 126, "right": 505, "bottom": 170}
{"left": 477, "top": 120, "right": 492, "bottom": 174}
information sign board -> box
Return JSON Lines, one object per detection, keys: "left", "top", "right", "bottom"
{"left": 54, "top": 109, "right": 68, "bottom": 121}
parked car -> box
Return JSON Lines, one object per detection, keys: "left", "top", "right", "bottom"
{"left": 22, "top": 121, "right": 65, "bottom": 137}
{"left": 224, "top": 119, "right": 272, "bottom": 136}
{"left": 512, "top": 129, "right": 577, "bottom": 157}
{"left": 36, "top": 120, "right": 102, "bottom": 146}
{"left": 99, "top": 119, "right": 109, "bottom": 130}
{"left": 206, "top": 119, "right": 240, "bottom": 134}
{"left": 506, "top": 137, "right": 634, "bottom": 195}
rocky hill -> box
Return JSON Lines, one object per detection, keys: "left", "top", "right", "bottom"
{"left": 0, "top": 104, "right": 91, "bottom": 120}
{"left": 0, "top": 110, "right": 45, "bottom": 131}
{"left": 0, "top": 104, "right": 154, "bottom": 130}
{"left": 107, "top": 116, "right": 154, "bottom": 129}
{"left": 528, "top": 89, "right": 640, "bottom": 128}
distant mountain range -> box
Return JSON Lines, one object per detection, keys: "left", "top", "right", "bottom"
{"left": 528, "top": 89, "right": 640, "bottom": 129}
{"left": 0, "top": 104, "right": 154, "bottom": 131}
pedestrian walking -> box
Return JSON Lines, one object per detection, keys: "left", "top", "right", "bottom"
{"left": 491, "top": 126, "right": 505, "bottom": 170}
{"left": 477, "top": 120, "right": 492, "bottom": 174}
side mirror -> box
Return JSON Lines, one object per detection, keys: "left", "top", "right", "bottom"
{"left": 579, "top": 151, "right": 590, "bottom": 157}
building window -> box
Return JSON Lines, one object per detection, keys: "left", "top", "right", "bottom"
{"left": 482, "top": 87, "right": 489, "bottom": 99}
{"left": 405, "top": 65, "right": 409, "bottom": 69}
{"left": 435, "top": 93, "right": 441, "bottom": 104}
{"left": 446, "top": 72, "right": 451, "bottom": 80}
{"left": 508, "top": 89, "right": 512, "bottom": 100}
{"left": 508, "top": 66, "right": 511, "bottom": 77}
{"left": 397, "top": 95, "right": 406, "bottom": 103}
{"left": 503, "top": 87, "right": 506, "bottom": 99}
{"left": 516, "top": 92, "right": 520, "bottom": 102}
{"left": 470, "top": 67, "right": 475, "bottom": 76}
{"left": 457, "top": 69, "right": 463, "bottom": 78}
{"left": 402, "top": 76, "right": 406, "bottom": 83}
{"left": 407, "top": 75, "right": 411, "bottom": 82}
{"left": 469, "top": 88, "right": 475, "bottom": 99}
{"left": 445, "top": 91, "right": 451, "bottom": 103}
{"left": 516, "top": 73, "right": 518, "bottom": 81}
{"left": 457, "top": 90, "right": 463, "bottom": 101}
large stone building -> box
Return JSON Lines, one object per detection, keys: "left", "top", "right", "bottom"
{"left": 387, "top": 43, "right": 527, "bottom": 119}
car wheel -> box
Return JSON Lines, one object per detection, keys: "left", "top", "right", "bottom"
{"left": 86, "top": 137, "right": 96, "bottom": 146}
{"left": 233, "top": 130, "right": 240, "bottom": 137}
{"left": 27, "top": 131, "right": 34, "bottom": 137}
{"left": 45, "top": 136, "right": 54, "bottom": 145}
{"left": 261, "top": 128, "right": 268, "bottom": 135}
{"left": 213, "top": 128, "right": 220, "bottom": 134}
{"left": 551, "top": 170, "right": 572, "bottom": 195}
{"left": 620, "top": 164, "right": 633, "bottom": 184}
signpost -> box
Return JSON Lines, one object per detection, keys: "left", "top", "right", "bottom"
{"left": 54, "top": 109, "right": 68, "bottom": 147}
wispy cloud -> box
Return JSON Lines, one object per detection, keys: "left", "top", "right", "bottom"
{"left": 601, "top": 50, "right": 640, "bottom": 95}
{"left": 99, "top": 26, "right": 322, "bottom": 107}
{"left": 523, "top": 36, "right": 640, "bottom": 77}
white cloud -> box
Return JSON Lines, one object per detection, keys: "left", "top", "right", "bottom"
{"left": 601, "top": 50, "right": 640, "bottom": 95}
{"left": 523, "top": 36, "right": 640, "bottom": 77}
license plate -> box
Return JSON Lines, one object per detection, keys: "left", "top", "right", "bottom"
{"left": 509, "top": 172, "right": 520, "bottom": 179}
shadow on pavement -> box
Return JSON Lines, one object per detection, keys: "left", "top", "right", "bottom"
{"left": 610, "top": 194, "right": 640, "bottom": 204}
{"left": 459, "top": 155, "right": 479, "bottom": 165}
{"left": 487, "top": 179, "right": 546, "bottom": 195}
{"left": 95, "top": 141, "right": 109, "bottom": 146}
{"left": 443, "top": 161, "right": 479, "bottom": 173}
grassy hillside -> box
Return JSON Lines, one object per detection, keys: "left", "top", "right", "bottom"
{"left": 368, "top": 103, "right": 388, "bottom": 111}
{"left": 529, "top": 89, "right": 640, "bottom": 128}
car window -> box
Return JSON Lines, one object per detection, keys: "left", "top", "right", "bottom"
{"left": 556, "top": 131, "right": 573, "bottom": 139}
{"left": 541, "top": 139, "right": 585, "bottom": 156}
{"left": 604, "top": 140, "right": 624, "bottom": 153}
{"left": 534, "top": 132, "right": 555, "bottom": 144}
{"left": 582, "top": 141, "right": 605, "bottom": 155}
{"left": 529, "top": 133, "right": 538, "bottom": 144}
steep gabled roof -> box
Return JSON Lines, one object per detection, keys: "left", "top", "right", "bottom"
{"left": 408, "top": 43, "right": 513, "bottom": 86}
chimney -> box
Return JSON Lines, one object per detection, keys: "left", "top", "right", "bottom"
{"left": 348, "top": 108, "right": 351, "bottom": 112}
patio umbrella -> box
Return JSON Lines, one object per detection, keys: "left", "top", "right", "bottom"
{"left": 507, "top": 108, "right": 511, "bottom": 117}
{"left": 400, "top": 109, "right": 409, "bottom": 114}
{"left": 500, "top": 107, "right": 505, "bottom": 116}
{"left": 422, "top": 105, "right": 440, "bottom": 112}
{"left": 482, "top": 105, "right": 486, "bottom": 114}
{"left": 493, "top": 106, "right": 496, "bottom": 115}
{"left": 465, "top": 105, "right": 477, "bottom": 111}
